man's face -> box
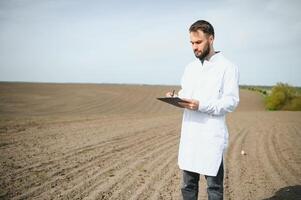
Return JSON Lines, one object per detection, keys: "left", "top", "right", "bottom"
{"left": 190, "top": 30, "right": 213, "bottom": 60}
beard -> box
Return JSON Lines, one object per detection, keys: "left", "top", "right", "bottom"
{"left": 194, "top": 42, "right": 210, "bottom": 61}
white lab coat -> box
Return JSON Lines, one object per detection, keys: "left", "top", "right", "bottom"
{"left": 178, "top": 52, "right": 239, "bottom": 176}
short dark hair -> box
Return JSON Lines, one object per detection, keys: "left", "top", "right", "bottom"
{"left": 189, "top": 20, "right": 215, "bottom": 38}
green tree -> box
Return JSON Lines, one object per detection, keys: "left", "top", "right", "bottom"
{"left": 265, "top": 82, "right": 300, "bottom": 111}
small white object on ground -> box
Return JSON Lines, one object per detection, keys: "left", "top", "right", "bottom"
{"left": 241, "top": 150, "right": 246, "bottom": 155}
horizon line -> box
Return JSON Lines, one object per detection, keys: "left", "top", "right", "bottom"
{"left": 1, "top": 80, "right": 300, "bottom": 88}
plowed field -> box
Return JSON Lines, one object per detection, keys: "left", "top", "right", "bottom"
{"left": 0, "top": 83, "right": 300, "bottom": 200}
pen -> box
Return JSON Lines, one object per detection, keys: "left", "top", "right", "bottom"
{"left": 171, "top": 90, "right": 175, "bottom": 97}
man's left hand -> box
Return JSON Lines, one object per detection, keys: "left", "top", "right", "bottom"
{"left": 178, "top": 98, "right": 199, "bottom": 110}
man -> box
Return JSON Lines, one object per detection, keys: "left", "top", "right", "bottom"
{"left": 166, "top": 20, "right": 239, "bottom": 200}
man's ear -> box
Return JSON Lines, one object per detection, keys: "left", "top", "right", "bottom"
{"left": 209, "top": 35, "right": 214, "bottom": 45}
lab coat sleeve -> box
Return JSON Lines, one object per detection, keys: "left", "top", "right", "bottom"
{"left": 178, "top": 89, "right": 184, "bottom": 98}
{"left": 198, "top": 65, "right": 240, "bottom": 116}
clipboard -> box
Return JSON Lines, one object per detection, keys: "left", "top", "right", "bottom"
{"left": 156, "top": 97, "right": 189, "bottom": 108}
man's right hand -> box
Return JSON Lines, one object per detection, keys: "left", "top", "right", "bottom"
{"left": 165, "top": 91, "right": 177, "bottom": 97}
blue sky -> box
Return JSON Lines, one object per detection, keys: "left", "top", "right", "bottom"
{"left": 0, "top": 0, "right": 300, "bottom": 86}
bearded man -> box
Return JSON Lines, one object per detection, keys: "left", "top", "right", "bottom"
{"left": 166, "top": 20, "right": 240, "bottom": 200}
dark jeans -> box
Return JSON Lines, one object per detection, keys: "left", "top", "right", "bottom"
{"left": 181, "top": 161, "right": 224, "bottom": 200}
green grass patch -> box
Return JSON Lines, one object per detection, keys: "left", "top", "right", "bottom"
{"left": 240, "top": 85, "right": 269, "bottom": 96}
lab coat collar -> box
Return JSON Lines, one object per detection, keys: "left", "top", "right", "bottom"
{"left": 200, "top": 51, "right": 222, "bottom": 66}
{"left": 209, "top": 51, "right": 221, "bottom": 62}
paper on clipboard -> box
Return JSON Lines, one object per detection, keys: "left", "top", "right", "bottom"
{"left": 156, "top": 97, "right": 189, "bottom": 108}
